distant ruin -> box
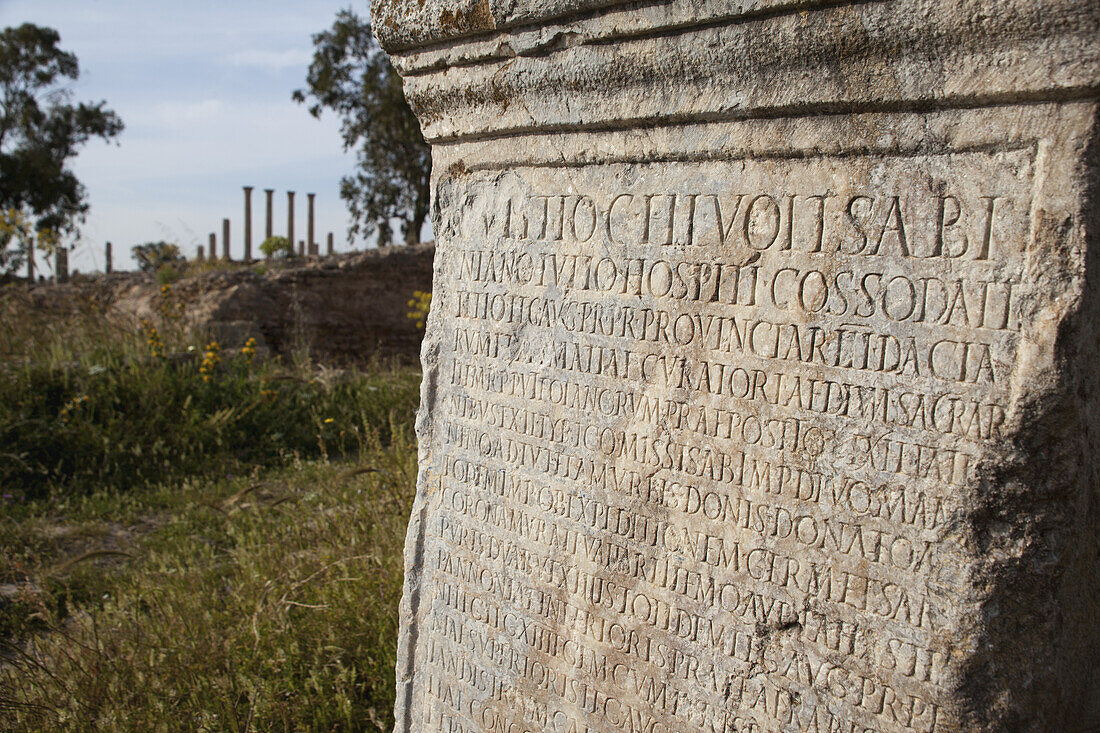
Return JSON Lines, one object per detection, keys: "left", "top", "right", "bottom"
{"left": 16, "top": 244, "right": 434, "bottom": 365}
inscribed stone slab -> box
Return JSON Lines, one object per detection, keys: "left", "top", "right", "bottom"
{"left": 378, "top": 1, "right": 1100, "bottom": 730}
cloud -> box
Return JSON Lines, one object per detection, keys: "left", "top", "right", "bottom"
{"left": 226, "top": 49, "right": 312, "bottom": 71}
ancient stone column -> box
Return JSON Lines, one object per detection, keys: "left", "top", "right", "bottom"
{"left": 54, "top": 247, "right": 68, "bottom": 283}
{"left": 379, "top": 2, "right": 1100, "bottom": 731}
{"left": 208, "top": 233, "right": 216, "bottom": 261}
{"left": 243, "top": 186, "right": 253, "bottom": 262}
{"left": 307, "top": 192, "right": 316, "bottom": 254}
{"left": 196, "top": 245, "right": 205, "bottom": 262}
{"left": 264, "top": 188, "right": 274, "bottom": 241}
{"left": 25, "top": 237, "right": 33, "bottom": 281}
{"left": 287, "top": 191, "right": 295, "bottom": 247}
{"left": 222, "top": 218, "right": 231, "bottom": 261}
{"left": 298, "top": 240, "right": 305, "bottom": 257}
{"left": 104, "top": 241, "right": 112, "bottom": 274}
{"left": 326, "top": 232, "right": 334, "bottom": 256}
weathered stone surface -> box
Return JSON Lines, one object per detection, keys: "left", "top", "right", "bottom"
{"left": 382, "top": 1, "right": 1100, "bottom": 730}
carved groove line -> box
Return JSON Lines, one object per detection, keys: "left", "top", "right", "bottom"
{"left": 446, "top": 140, "right": 1040, "bottom": 171}
{"left": 424, "top": 89, "right": 1100, "bottom": 147}
{"left": 394, "top": 0, "right": 888, "bottom": 76}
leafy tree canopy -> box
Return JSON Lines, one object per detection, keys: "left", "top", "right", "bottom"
{"left": 0, "top": 23, "right": 123, "bottom": 273}
{"left": 131, "top": 241, "right": 183, "bottom": 273}
{"left": 294, "top": 11, "right": 429, "bottom": 247}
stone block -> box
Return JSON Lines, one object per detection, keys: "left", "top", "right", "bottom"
{"left": 380, "top": 1, "right": 1100, "bottom": 730}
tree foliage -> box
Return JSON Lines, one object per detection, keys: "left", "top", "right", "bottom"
{"left": 131, "top": 241, "right": 183, "bottom": 273}
{"left": 0, "top": 23, "right": 123, "bottom": 273}
{"left": 0, "top": 208, "right": 32, "bottom": 275}
{"left": 294, "top": 11, "right": 430, "bottom": 247}
{"left": 259, "top": 235, "right": 293, "bottom": 259}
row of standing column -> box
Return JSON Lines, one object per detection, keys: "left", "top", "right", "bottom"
{"left": 28, "top": 185, "right": 336, "bottom": 278}
{"left": 199, "top": 187, "right": 333, "bottom": 262}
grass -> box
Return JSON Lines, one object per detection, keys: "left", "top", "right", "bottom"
{"left": 0, "top": 285, "right": 420, "bottom": 499}
{"left": 0, "top": 282, "right": 421, "bottom": 731}
{"left": 1, "top": 451, "right": 415, "bottom": 731}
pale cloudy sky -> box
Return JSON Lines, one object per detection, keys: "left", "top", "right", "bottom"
{"left": 0, "top": 1, "right": 375, "bottom": 272}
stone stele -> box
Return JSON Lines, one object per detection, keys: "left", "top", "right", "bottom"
{"left": 376, "top": 1, "right": 1100, "bottom": 730}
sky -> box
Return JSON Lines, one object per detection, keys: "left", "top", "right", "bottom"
{"left": 0, "top": 0, "right": 375, "bottom": 272}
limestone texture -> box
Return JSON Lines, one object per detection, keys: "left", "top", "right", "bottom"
{"left": 380, "top": 1, "right": 1100, "bottom": 730}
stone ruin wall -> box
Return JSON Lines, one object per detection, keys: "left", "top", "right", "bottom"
{"left": 12, "top": 245, "right": 435, "bottom": 364}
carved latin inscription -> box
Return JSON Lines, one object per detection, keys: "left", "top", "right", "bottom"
{"left": 411, "top": 150, "right": 1033, "bottom": 733}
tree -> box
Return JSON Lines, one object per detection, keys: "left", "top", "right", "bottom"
{"left": 131, "top": 241, "right": 183, "bottom": 273}
{"left": 0, "top": 208, "right": 32, "bottom": 275}
{"left": 0, "top": 23, "right": 123, "bottom": 273}
{"left": 294, "top": 11, "right": 430, "bottom": 247}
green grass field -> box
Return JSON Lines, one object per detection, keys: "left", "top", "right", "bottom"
{"left": 0, "top": 285, "right": 419, "bottom": 731}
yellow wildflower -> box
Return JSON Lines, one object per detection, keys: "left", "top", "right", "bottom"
{"left": 406, "top": 290, "right": 431, "bottom": 331}
{"left": 141, "top": 319, "right": 165, "bottom": 359}
{"left": 59, "top": 394, "right": 90, "bottom": 422}
{"left": 156, "top": 282, "right": 185, "bottom": 321}
{"left": 241, "top": 336, "right": 258, "bottom": 363}
{"left": 200, "top": 341, "right": 221, "bottom": 382}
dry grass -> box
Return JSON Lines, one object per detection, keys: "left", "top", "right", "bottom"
{"left": 1, "top": 438, "right": 415, "bottom": 731}
{"left": 0, "top": 281, "right": 421, "bottom": 730}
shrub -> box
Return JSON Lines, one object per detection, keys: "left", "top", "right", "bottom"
{"left": 259, "top": 235, "right": 294, "bottom": 259}
{"left": 0, "top": 290, "right": 420, "bottom": 499}
{"left": 0, "top": 356, "right": 420, "bottom": 499}
{"left": 131, "top": 241, "right": 184, "bottom": 273}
